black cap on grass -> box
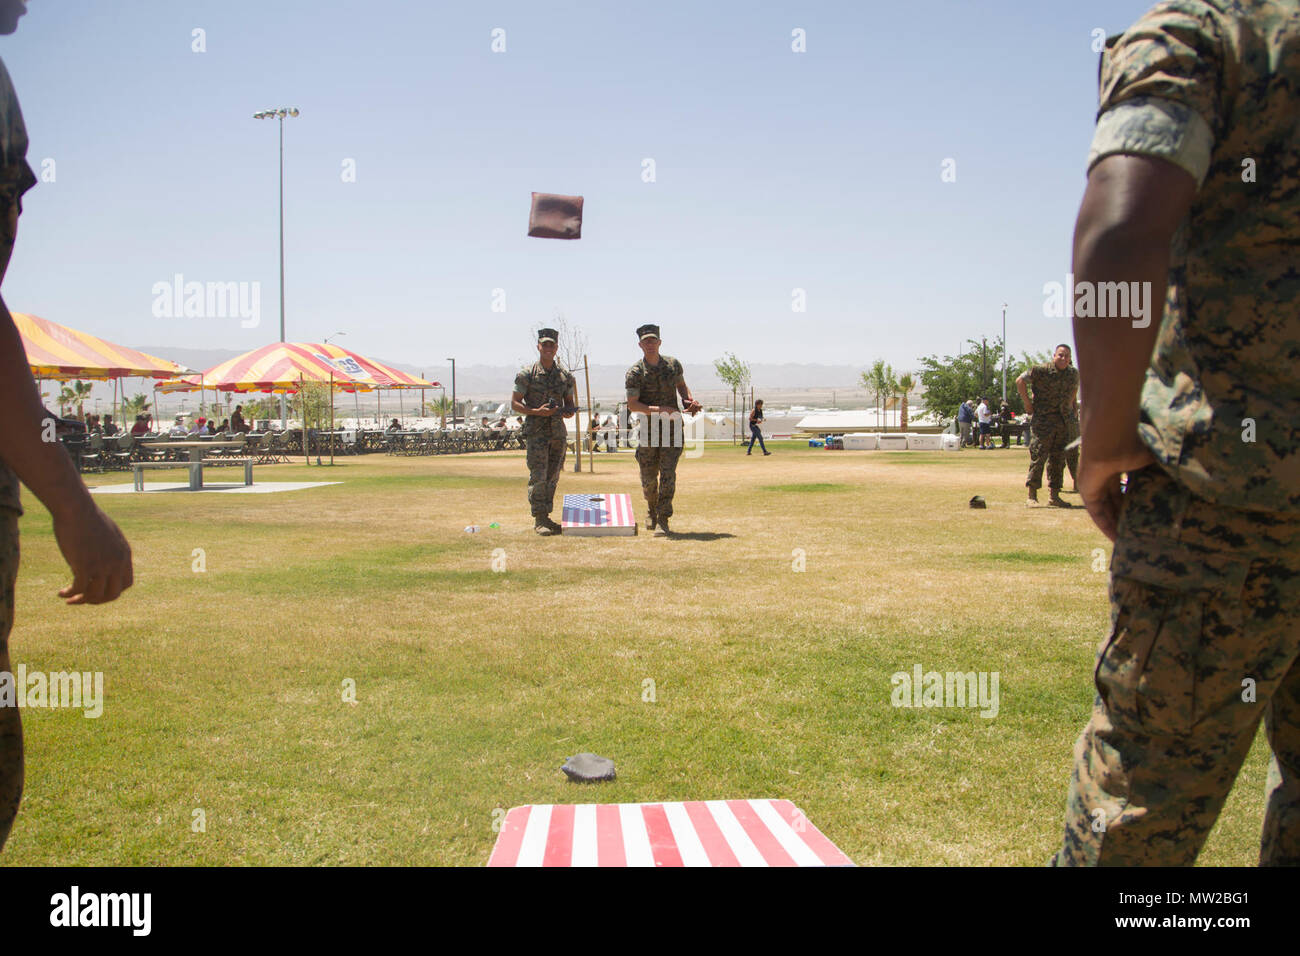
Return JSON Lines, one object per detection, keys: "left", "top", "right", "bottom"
{"left": 561, "top": 753, "right": 616, "bottom": 782}
{"left": 969, "top": 495, "right": 987, "bottom": 509}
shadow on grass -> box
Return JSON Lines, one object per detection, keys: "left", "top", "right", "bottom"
{"left": 667, "top": 531, "right": 737, "bottom": 541}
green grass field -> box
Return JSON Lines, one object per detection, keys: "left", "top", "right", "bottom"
{"left": 1, "top": 442, "right": 1274, "bottom": 865}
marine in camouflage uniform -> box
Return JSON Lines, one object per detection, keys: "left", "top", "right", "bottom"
{"left": 511, "top": 329, "right": 576, "bottom": 534}
{"left": 0, "top": 42, "right": 36, "bottom": 852}
{"left": 1017, "top": 345, "right": 1079, "bottom": 506}
{"left": 625, "top": 324, "right": 700, "bottom": 535}
{"left": 1053, "top": 0, "right": 1300, "bottom": 866}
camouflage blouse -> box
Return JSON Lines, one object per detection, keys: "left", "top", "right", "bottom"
{"left": 625, "top": 355, "right": 684, "bottom": 410}
{"left": 1028, "top": 363, "right": 1079, "bottom": 420}
{"left": 1091, "top": 0, "right": 1300, "bottom": 511}
{"left": 513, "top": 360, "right": 575, "bottom": 439}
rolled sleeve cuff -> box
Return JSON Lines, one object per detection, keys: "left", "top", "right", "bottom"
{"left": 1087, "top": 96, "right": 1214, "bottom": 187}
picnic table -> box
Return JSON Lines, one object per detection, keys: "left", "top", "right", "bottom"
{"left": 130, "top": 439, "right": 254, "bottom": 491}
{"left": 136, "top": 439, "right": 247, "bottom": 461}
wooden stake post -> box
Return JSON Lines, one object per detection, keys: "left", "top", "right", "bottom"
{"left": 583, "top": 355, "right": 594, "bottom": 473}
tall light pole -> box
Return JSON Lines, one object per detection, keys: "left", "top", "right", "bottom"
{"left": 446, "top": 357, "right": 456, "bottom": 426}
{"left": 1001, "top": 303, "right": 1008, "bottom": 402}
{"left": 253, "top": 106, "right": 300, "bottom": 428}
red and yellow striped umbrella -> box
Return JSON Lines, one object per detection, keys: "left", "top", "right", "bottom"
{"left": 158, "top": 342, "right": 377, "bottom": 394}
{"left": 303, "top": 343, "right": 439, "bottom": 389}
{"left": 15, "top": 311, "right": 192, "bottom": 380}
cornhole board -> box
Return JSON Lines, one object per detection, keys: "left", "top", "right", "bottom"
{"left": 843, "top": 433, "right": 878, "bottom": 450}
{"left": 877, "top": 434, "right": 909, "bottom": 451}
{"left": 561, "top": 493, "right": 637, "bottom": 536}
{"left": 487, "top": 799, "right": 854, "bottom": 867}
{"left": 907, "top": 434, "right": 943, "bottom": 450}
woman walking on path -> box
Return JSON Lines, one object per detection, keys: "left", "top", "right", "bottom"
{"left": 747, "top": 399, "right": 770, "bottom": 455}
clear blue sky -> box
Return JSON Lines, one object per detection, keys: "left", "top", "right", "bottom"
{"left": 4, "top": 0, "right": 1156, "bottom": 375}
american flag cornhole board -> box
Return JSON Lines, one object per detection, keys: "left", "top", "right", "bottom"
{"left": 487, "top": 799, "right": 854, "bottom": 867}
{"left": 561, "top": 493, "right": 637, "bottom": 536}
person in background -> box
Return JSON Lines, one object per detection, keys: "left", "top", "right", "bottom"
{"left": 100, "top": 414, "right": 118, "bottom": 437}
{"left": 387, "top": 418, "right": 401, "bottom": 432}
{"left": 215, "top": 419, "right": 230, "bottom": 434}
{"left": 747, "top": 399, "right": 770, "bottom": 456}
{"left": 187, "top": 417, "right": 206, "bottom": 436}
{"left": 0, "top": 0, "right": 134, "bottom": 854}
{"left": 229, "top": 404, "right": 250, "bottom": 434}
{"left": 129, "top": 415, "right": 149, "bottom": 437}
{"left": 998, "top": 399, "right": 1013, "bottom": 449}
{"left": 168, "top": 416, "right": 188, "bottom": 438}
{"left": 957, "top": 398, "right": 974, "bottom": 448}
{"left": 1017, "top": 344, "right": 1078, "bottom": 506}
{"left": 976, "top": 397, "right": 992, "bottom": 449}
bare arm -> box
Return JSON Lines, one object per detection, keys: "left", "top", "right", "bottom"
{"left": 1072, "top": 153, "right": 1196, "bottom": 539}
{"left": 0, "top": 295, "right": 133, "bottom": 603}
{"left": 676, "top": 380, "right": 701, "bottom": 414}
{"left": 1015, "top": 371, "right": 1032, "bottom": 415}
{"left": 626, "top": 396, "right": 660, "bottom": 415}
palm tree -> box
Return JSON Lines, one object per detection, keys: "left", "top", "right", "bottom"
{"left": 121, "top": 392, "right": 152, "bottom": 421}
{"left": 862, "top": 360, "right": 895, "bottom": 432}
{"left": 64, "top": 379, "right": 93, "bottom": 419}
{"left": 896, "top": 372, "right": 915, "bottom": 430}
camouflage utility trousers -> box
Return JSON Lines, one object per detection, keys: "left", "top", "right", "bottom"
{"left": 636, "top": 445, "right": 683, "bottom": 520}
{"left": 525, "top": 432, "right": 566, "bottom": 518}
{"left": 1053, "top": 467, "right": 1300, "bottom": 865}
{"left": 1026, "top": 413, "right": 1068, "bottom": 491}
{"left": 0, "top": 512, "right": 20, "bottom": 852}
{"left": 1064, "top": 417, "right": 1080, "bottom": 486}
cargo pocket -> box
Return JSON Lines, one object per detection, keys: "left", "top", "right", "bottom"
{"left": 1095, "top": 576, "right": 1201, "bottom": 738}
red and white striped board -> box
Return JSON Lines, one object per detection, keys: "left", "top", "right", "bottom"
{"left": 561, "top": 493, "right": 637, "bottom": 536}
{"left": 487, "top": 799, "right": 854, "bottom": 867}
